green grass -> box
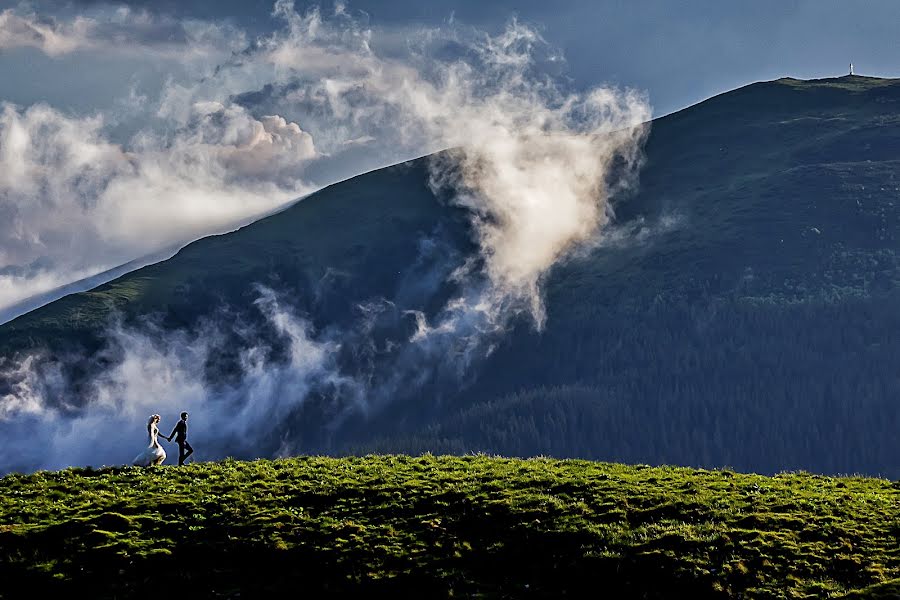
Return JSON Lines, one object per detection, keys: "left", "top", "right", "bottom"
{"left": 1, "top": 455, "right": 899, "bottom": 599}
{"left": 775, "top": 75, "right": 899, "bottom": 93}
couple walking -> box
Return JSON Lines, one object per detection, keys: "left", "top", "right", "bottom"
{"left": 133, "top": 412, "right": 194, "bottom": 467}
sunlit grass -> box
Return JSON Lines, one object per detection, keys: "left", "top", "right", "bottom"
{"left": 1, "top": 455, "right": 898, "bottom": 598}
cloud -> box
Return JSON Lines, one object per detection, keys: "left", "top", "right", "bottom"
{"left": 0, "top": 100, "right": 316, "bottom": 312}
{"left": 188, "top": 3, "right": 651, "bottom": 411}
{"left": 164, "top": 3, "right": 650, "bottom": 326}
{"left": 0, "top": 285, "right": 363, "bottom": 473}
{"left": 0, "top": 8, "right": 94, "bottom": 56}
{"left": 0, "top": 6, "right": 245, "bottom": 60}
{"left": 0, "top": 2, "right": 652, "bottom": 472}
{"left": 0, "top": 262, "right": 107, "bottom": 324}
{"left": 184, "top": 102, "right": 318, "bottom": 186}
{"left": 247, "top": 3, "right": 651, "bottom": 325}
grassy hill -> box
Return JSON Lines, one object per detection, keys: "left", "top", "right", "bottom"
{"left": 0, "top": 157, "right": 466, "bottom": 348}
{"left": 1, "top": 455, "right": 899, "bottom": 599}
{"left": 3, "top": 75, "right": 900, "bottom": 476}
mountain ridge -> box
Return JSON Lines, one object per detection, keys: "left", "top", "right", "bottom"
{"left": 4, "top": 74, "right": 900, "bottom": 334}
{"left": 3, "top": 75, "right": 900, "bottom": 476}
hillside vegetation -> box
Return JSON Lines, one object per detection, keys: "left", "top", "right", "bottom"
{"left": 1, "top": 456, "right": 899, "bottom": 599}
{"left": 3, "top": 75, "right": 900, "bottom": 476}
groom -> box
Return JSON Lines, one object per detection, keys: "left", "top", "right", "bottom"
{"left": 166, "top": 412, "right": 194, "bottom": 466}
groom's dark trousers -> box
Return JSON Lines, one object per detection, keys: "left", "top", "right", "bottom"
{"left": 178, "top": 440, "right": 194, "bottom": 466}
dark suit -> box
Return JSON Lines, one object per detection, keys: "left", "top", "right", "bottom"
{"left": 170, "top": 419, "right": 193, "bottom": 465}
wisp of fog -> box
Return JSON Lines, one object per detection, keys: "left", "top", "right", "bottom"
{"left": 0, "top": 1, "right": 650, "bottom": 473}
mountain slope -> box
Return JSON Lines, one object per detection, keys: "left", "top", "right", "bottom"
{"left": 0, "top": 244, "right": 182, "bottom": 326}
{"left": 0, "top": 158, "right": 465, "bottom": 348}
{"left": 2, "top": 456, "right": 899, "bottom": 599}
{"left": 3, "top": 75, "right": 900, "bottom": 476}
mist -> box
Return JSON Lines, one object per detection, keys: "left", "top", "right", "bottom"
{"left": 0, "top": 286, "right": 365, "bottom": 473}
{"left": 0, "top": 1, "right": 651, "bottom": 473}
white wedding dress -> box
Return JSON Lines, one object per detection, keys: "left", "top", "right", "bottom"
{"left": 133, "top": 422, "right": 167, "bottom": 466}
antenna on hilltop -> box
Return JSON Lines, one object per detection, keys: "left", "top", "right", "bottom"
{"left": 849, "top": 63, "right": 854, "bottom": 75}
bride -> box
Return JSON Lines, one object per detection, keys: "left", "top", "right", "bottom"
{"left": 133, "top": 414, "right": 167, "bottom": 467}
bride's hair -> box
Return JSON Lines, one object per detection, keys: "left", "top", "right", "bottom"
{"left": 147, "top": 414, "right": 160, "bottom": 431}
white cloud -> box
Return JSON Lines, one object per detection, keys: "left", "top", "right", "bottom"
{"left": 0, "top": 101, "right": 316, "bottom": 311}
{"left": 185, "top": 102, "right": 318, "bottom": 186}
{"left": 0, "top": 286, "right": 361, "bottom": 472}
{"left": 248, "top": 4, "right": 651, "bottom": 326}
{"left": 0, "top": 3, "right": 654, "bottom": 472}
{"left": 0, "top": 6, "right": 245, "bottom": 61}
{"left": 160, "top": 4, "right": 649, "bottom": 330}
{"left": 0, "top": 9, "right": 93, "bottom": 56}
{"left": 177, "top": 3, "right": 651, "bottom": 410}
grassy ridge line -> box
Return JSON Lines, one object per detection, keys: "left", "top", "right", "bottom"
{"left": 1, "top": 455, "right": 899, "bottom": 598}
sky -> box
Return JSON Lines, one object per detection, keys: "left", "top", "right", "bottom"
{"left": 5, "top": 1, "right": 899, "bottom": 117}
{"left": 0, "top": 0, "right": 898, "bottom": 321}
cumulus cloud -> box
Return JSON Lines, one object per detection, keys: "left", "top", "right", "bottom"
{"left": 184, "top": 102, "right": 318, "bottom": 186}
{"left": 0, "top": 100, "right": 316, "bottom": 312}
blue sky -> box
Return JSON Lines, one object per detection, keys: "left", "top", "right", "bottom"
{"left": 0, "top": 0, "right": 897, "bottom": 318}
{"left": 4, "top": 1, "right": 897, "bottom": 116}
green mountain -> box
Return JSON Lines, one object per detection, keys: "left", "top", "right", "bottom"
{"left": 2, "top": 456, "right": 899, "bottom": 598}
{"left": 3, "top": 75, "right": 900, "bottom": 476}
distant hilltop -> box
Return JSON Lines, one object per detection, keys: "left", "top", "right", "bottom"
{"left": 3, "top": 75, "right": 900, "bottom": 477}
